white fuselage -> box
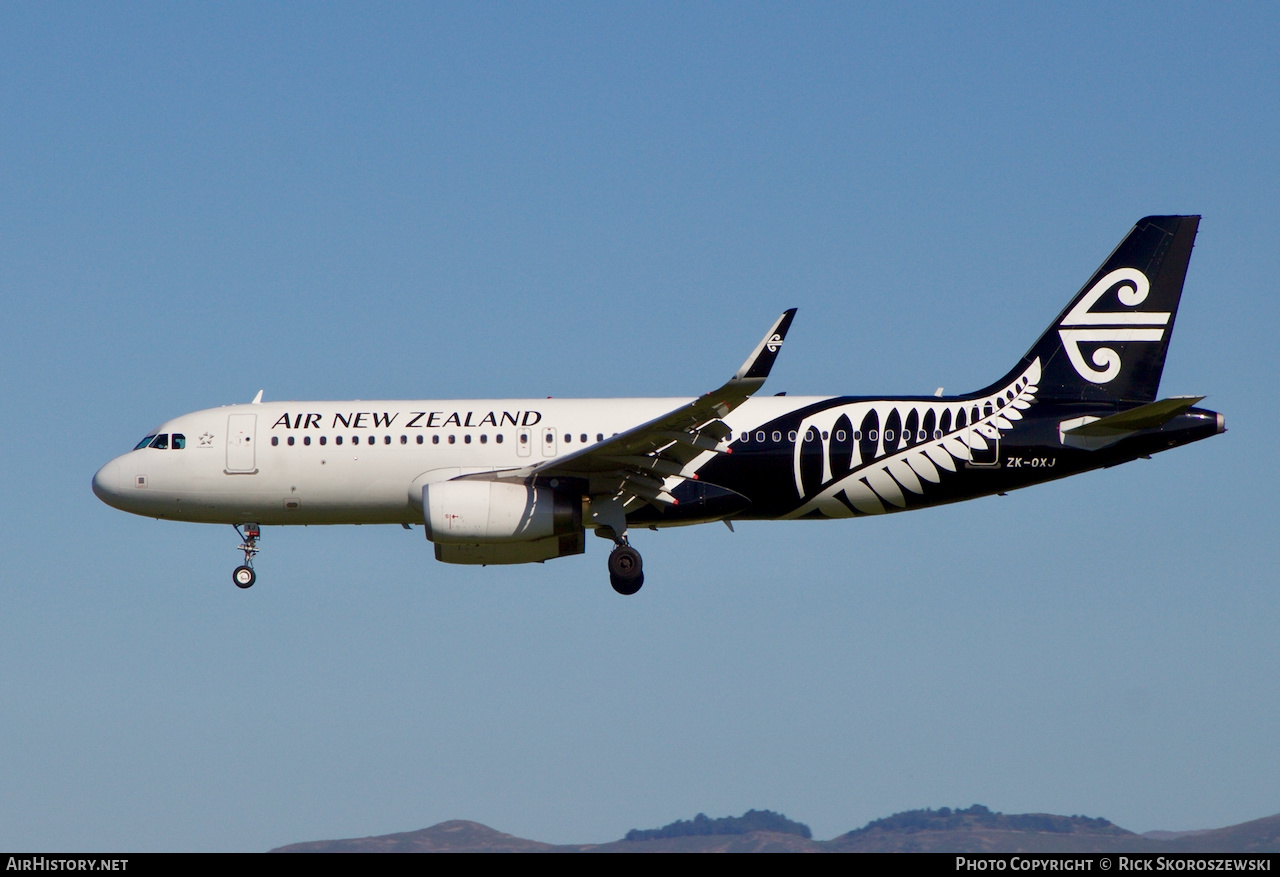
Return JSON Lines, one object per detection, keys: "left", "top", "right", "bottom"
{"left": 92, "top": 396, "right": 828, "bottom": 526}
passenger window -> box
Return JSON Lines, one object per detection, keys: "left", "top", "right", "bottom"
{"left": 496, "top": 434, "right": 504, "bottom": 444}
{"left": 448, "top": 435, "right": 456, "bottom": 444}
{"left": 788, "top": 430, "right": 797, "bottom": 442}
{"left": 480, "top": 434, "right": 488, "bottom": 443}
{"left": 336, "top": 436, "right": 343, "bottom": 446}
{"left": 835, "top": 430, "right": 846, "bottom": 442}
{"left": 580, "top": 434, "right": 587, "bottom": 443}
{"left": 464, "top": 434, "right": 472, "bottom": 444}
{"left": 564, "top": 434, "right": 572, "bottom": 443}
{"left": 304, "top": 436, "right": 311, "bottom": 446}
{"left": 272, "top": 436, "right": 279, "bottom": 446}
{"left": 172, "top": 434, "right": 185, "bottom": 449}
{"left": 772, "top": 431, "right": 781, "bottom": 442}
{"left": 368, "top": 436, "right": 375, "bottom": 446}
{"left": 520, "top": 433, "right": 528, "bottom": 444}
{"left": 596, "top": 434, "right": 603, "bottom": 442}
{"left": 400, "top": 435, "right": 407, "bottom": 444}
{"left": 135, "top": 435, "right": 157, "bottom": 450}
{"left": 384, "top": 436, "right": 391, "bottom": 445}
{"left": 756, "top": 431, "right": 765, "bottom": 442}
{"left": 432, "top": 435, "right": 439, "bottom": 444}
{"left": 151, "top": 434, "right": 169, "bottom": 450}
{"left": 287, "top": 436, "right": 295, "bottom": 446}
{"left": 320, "top": 436, "right": 327, "bottom": 446}
{"left": 416, "top": 435, "right": 423, "bottom": 444}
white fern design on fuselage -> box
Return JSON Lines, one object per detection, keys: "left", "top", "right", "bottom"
{"left": 785, "top": 358, "right": 1041, "bottom": 517}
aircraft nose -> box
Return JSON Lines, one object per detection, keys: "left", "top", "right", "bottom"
{"left": 92, "top": 457, "right": 123, "bottom": 507}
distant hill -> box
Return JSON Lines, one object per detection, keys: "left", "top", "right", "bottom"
{"left": 827, "top": 806, "right": 1280, "bottom": 854}
{"left": 270, "top": 807, "right": 1280, "bottom": 853}
{"left": 1146, "top": 813, "right": 1280, "bottom": 855}
{"left": 272, "top": 820, "right": 558, "bottom": 853}
{"left": 271, "top": 811, "right": 824, "bottom": 854}
{"left": 624, "top": 809, "right": 811, "bottom": 841}
{"left": 829, "top": 804, "right": 1139, "bottom": 854}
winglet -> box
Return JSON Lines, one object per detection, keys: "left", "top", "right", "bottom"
{"left": 733, "top": 309, "right": 797, "bottom": 382}
{"left": 251, "top": 390, "right": 264, "bottom": 404}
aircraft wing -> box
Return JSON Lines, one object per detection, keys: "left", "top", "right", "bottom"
{"left": 466, "top": 309, "right": 797, "bottom": 508}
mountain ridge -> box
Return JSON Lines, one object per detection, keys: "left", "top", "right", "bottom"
{"left": 270, "top": 807, "right": 1280, "bottom": 853}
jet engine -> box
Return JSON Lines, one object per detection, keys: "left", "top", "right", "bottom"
{"left": 421, "top": 480, "right": 584, "bottom": 565}
{"left": 422, "top": 480, "right": 581, "bottom": 544}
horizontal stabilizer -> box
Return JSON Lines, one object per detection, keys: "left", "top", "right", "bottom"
{"left": 1059, "top": 396, "right": 1204, "bottom": 450}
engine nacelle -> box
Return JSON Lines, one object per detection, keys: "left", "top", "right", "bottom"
{"left": 423, "top": 480, "right": 581, "bottom": 544}
{"left": 433, "top": 532, "right": 586, "bottom": 565}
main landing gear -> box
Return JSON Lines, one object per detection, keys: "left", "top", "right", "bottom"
{"left": 590, "top": 497, "right": 644, "bottom": 596}
{"left": 607, "top": 539, "right": 644, "bottom": 596}
{"left": 232, "top": 523, "right": 260, "bottom": 589}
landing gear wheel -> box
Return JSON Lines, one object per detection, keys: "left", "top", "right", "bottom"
{"left": 608, "top": 545, "right": 644, "bottom": 595}
{"left": 233, "top": 565, "right": 256, "bottom": 589}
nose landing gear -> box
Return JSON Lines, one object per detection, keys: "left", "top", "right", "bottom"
{"left": 232, "top": 523, "right": 260, "bottom": 589}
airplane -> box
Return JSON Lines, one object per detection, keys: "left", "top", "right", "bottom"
{"left": 93, "top": 215, "right": 1223, "bottom": 595}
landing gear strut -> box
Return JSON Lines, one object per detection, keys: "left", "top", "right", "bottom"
{"left": 608, "top": 539, "right": 644, "bottom": 596}
{"left": 233, "top": 523, "right": 260, "bottom": 589}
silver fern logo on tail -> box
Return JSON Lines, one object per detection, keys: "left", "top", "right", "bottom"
{"left": 785, "top": 359, "right": 1041, "bottom": 518}
{"left": 1058, "top": 268, "right": 1168, "bottom": 384}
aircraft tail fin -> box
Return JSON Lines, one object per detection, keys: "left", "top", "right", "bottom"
{"left": 987, "top": 215, "right": 1200, "bottom": 403}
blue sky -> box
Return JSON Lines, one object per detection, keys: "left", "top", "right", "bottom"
{"left": 2, "top": 3, "right": 1278, "bottom": 851}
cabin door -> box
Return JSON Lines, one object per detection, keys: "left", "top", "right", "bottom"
{"left": 226, "top": 414, "right": 258, "bottom": 473}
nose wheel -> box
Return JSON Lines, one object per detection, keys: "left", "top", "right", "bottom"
{"left": 233, "top": 523, "right": 260, "bottom": 589}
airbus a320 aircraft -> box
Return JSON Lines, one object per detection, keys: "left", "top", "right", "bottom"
{"left": 94, "top": 216, "right": 1223, "bottom": 595}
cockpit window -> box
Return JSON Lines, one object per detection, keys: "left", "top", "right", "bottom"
{"left": 172, "top": 434, "right": 185, "bottom": 449}
{"left": 150, "top": 434, "right": 169, "bottom": 450}
{"left": 134, "top": 435, "right": 157, "bottom": 450}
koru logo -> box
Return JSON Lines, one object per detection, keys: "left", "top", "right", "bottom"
{"left": 1057, "top": 267, "right": 1168, "bottom": 383}
{"left": 766, "top": 333, "right": 784, "bottom": 353}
